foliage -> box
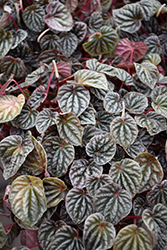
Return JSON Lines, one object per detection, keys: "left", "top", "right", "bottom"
{"left": 0, "top": 0, "right": 167, "bottom": 249}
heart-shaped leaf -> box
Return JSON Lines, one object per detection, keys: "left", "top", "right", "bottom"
{"left": 104, "top": 91, "right": 122, "bottom": 114}
{"left": 9, "top": 175, "right": 47, "bottom": 227}
{"left": 114, "top": 38, "right": 147, "bottom": 63}
{"left": 125, "top": 138, "right": 146, "bottom": 158}
{"left": 69, "top": 159, "right": 103, "bottom": 188}
{"left": 38, "top": 220, "right": 66, "bottom": 250}
{"left": 135, "top": 111, "right": 167, "bottom": 136}
{"left": 83, "top": 26, "right": 118, "bottom": 56}
{"left": 11, "top": 29, "right": 27, "bottom": 49}
{"left": 0, "top": 135, "right": 34, "bottom": 180}
{"left": 44, "top": 1, "right": 73, "bottom": 32}
{"left": 110, "top": 114, "right": 138, "bottom": 148}
{"left": 43, "top": 136, "right": 74, "bottom": 177}
{"left": 115, "top": 68, "right": 134, "bottom": 86}
{"left": 65, "top": 188, "right": 94, "bottom": 224}
{"left": 25, "top": 64, "right": 46, "bottom": 85}
{"left": 56, "top": 112, "right": 83, "bottom": 146}
{"left": 135, "top": 153, "right": 163, "bottom": 193}
{"left": 59, "top": 32, "right": 78, "bottom": 57}
{"left": 113, "top": 224, "right": 153, "bottom": 250}
{"left": 0, "top": 28, "right": 13, "bottom": 60}
{"left": 22, "top": 4, "right": 45, "bottom": 33}
{"left": 57, "top": 84, "right": 90, "bottom": 117}
{"left": 72, "top": 69, "right": 108, "bottom": 90}
{"left": 86, "top": 174, "right": 113, "bottom": 197}
{"left": 39, "top": 34, "right": 61, "bottom": 51}
{"left": 124, "top": 91, "right": 148, "bottom": 114}
{"left": 43, "top": 177, "right": 67, "bottom": 208}
{"left": 12, "top": 105, "right": 38, "bottom": 130}
{"left": 86, "top": 59, "right": 115, "bottom": 77}
{"left": 83, "top": 213, "right": 116, "bottom": 250}
{"left": 152, "top": 94, "right": 167, "bottom": 118}
{"left": 19, "top": 135, "right": 47, "bottom": 176}
{"left": 20, "top": 229, "right": 38, "bottom": 248}
{"left": 151, "top": 86, "right": 167, "bottom": 102}
{"left": 0, "top": 56, "right": 26, "bottom": 78}
{"left": 0, "top": 222, "right": 7, "bottom": 248}
{"left": 26, "top": 86, "right": 47, "bottom": 110}
{"left": 94, "top": 183, "right": 132, "bottom": 224}
{"left": 145, "top": 53, "right": 161, "bottom": 66}
{"left": 0, "top": 94, "right": 25, "bottom": 123}
{"left": 56, "top": 61, "right": 71, "bottom": 78}
{"left": 109, "top": 158, "right": 141, "bottom": 197}
{"left": 79, "top": 105, "right": 96, "bottom": 125}
{"left": 142, "top": 203, "right": 167, "bottom": 239}
{"left": 113, "top": 3, "right": 143, "bottom": 33}
{"left": 35, "top": 109, "right": 57, "bottom": 133}
{"left": 139, "top": 0, "right": 153, "bottom": 21}
{"left": 72, "top": 21, "right": 87, "bottom": 43}
{"left": 147, "top": 180, "right": 167, "bottom": 206}
{"left": 50, "top": 225, "right": 83, "bottom": 250}
{"left": 82, "top": 125, "right": 105, "bottom": 147}
{"left": 133, "top": 196, "right": 152, "bottom": 218}
{"left": 86, "top": 134, "right": 116, "bottom": 165}
{"left": 134, "top": 62, "right": 158, "bottom": 89}
{"left": 144, "top": 35, "right": 162, "bottom": 55}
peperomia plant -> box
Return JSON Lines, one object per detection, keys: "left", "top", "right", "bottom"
{"left": 0, "top": 0, "right": 167, "bottom": 249}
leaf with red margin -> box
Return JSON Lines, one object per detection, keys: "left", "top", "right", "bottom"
{"left": 115, "top": 38, "right": 147, "bottom": 63}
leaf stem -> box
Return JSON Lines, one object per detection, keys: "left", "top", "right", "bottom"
{"left": 112, "top": 0, "right": 117, "bottom": 9}
{"left": 0, "top": 134, "right": 5, "bottom": 139}
{"left": 46, "top": 70, "right": 54, "bottom": 97}
{"left": 28, "top": 244, "right": 41, "bottom": 249}
{"left": 140, "top": 26, "right": 148, "bottom": 36}
{"left": 8, "top": 14, "right": 17, "bottom": 31}
{"left": 12, "top": 79, "right": 28, "bottom": 101}
{"left": 73, "top": 0, "right": 94, "bottom": 17}
{"left": 144, "top": 108, "right": 154, "bottom": 114}
{"left": 0, "top": 166, "right": 3, "bottom": 172}
{"left": 122, "top": 101, "right": 125, "bottom": 120}
{"left": 123, "top": 215, "right": 142, "bottom": 220}
{"left": 37, "top": 28, "right": 50, "bottom": 43}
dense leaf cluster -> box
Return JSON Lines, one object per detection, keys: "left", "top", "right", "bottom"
{"left": 0, "top": 0, "right": 167, "bottom": 249}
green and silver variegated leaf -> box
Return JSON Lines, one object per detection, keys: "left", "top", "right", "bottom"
{"left": 50, "top": 225, "right": 83, "bottom": 250}
{"left": 109, "top": 145, "right": 125, "bottom": 165}
{"left": 112, "top": 3, "right": 143, "bottom": 33}
{"left": 71, "top": 69, "right": 108, "bottom": 90}
{"left": 133, "top": 75, "right": 152, "bottom": 97}
{"left": 43, "top": 177, "right": 67, "bottom": 208}
{"left": 56, "top": 112, "right": 83, "bottom": 146}
{"left": 133, "top": 196, "right": 152, "bottom": 217}
{"left": 104, "top": 91, "right": 122, "bottom": 114}
{"left": 82, "top": 125, "right": 105, "bottom": 147}
{"left": 135, "top": 153, "right": 164, "bottom": 193}
{"left": 88, "top": 12, "right": 103, "bottom": 33}
{"left": 0, "top": 222, "right": 7, "bottom": 248}
{"left": 11, "top": 29, "right": 27, "bottom": 49}
{"left": 72, "top": 21, "right": 87, "bottom": 43}
{"left": 147, "top": 180, "right": 167, "bottom": 206}
{"left": 19, "top": 135, "right": 47, "bottom": 176}
{"left": 69, "top": 159, "right": 103, "bottom": 188}
{"left": 86, "top": 59, "right": 115, "bottom": 77}
{"left": 124, "top": 91, "right": 148, "bottom": 114}
{"left": 43, "top": 136, "right": 74, "bottom": 177}
{"left": 0, "top": 94, "right": 25, "bottom": 123}
{"left": 11, "top": 247, "right": 29, "bottom": 250}
{"left": 113, "top": 224, "right": 153, "bottom": 250}
{"left": 0, "top": 28, "right": 13, "bottom": 60}
{"left": 152, "top": 94, "right": 167, "bottom": 118}
{"left": 9, "top": 175, "right": 47, "bottom": 227}
{"left": 38, "top": 219, "right": 66, "bottom": 250}
{"left": 59, "top": 32, "right": 78, "bottom": 57}
{"left": 40, "top": 34, "right": 61, "bottom": 51}
{"left": 139, "top": 0, "right": 153, "bottom": 21}
{"left": 25, "top": 64, "right": 45, "bottom": 85}
{"left": 134, "top": 62, "right": 158, "bottom": 89}
{"left": 86, "top": 134, "right": 116, "bottom": 165}
{"left": 44, "top": 1, "right": 73, "bottom": 32}
{"left": 79, "top": 105, "right": 96, "bottom": 125}
{"left": 0, "top": 56, "right": 26, "bottom": 78}
{"left": 144, "top": 53, "right": 161, "bottom": 66}
{"left": 142, "top": 203, "right": 167, "bottom": 239}
{"left": 151, "top": 86, "right": 167, "bottom": 102}
{"left": 94, "top": 183, "right": 132, "bottom": 224}
{"left": 0, "top": 135, "right": 34, "bottom": 180}
{"left": 138, "top": 128, "right": 154, "bottom": 148}
{"left": 27, "top": 86, "right": 47, "bottom": 110}
{"left": 83, "top": 26, "right": 118, "bottom": 56}
{"left": 83, "top": 213, "right": 116, "bottom": 250}
{"left": 144, "top": 35, "right": 162, "bottom": 55}
{"left": 125, "top": 138, "right": 146, "bottom": 158}
{"left": 12, "top": 105, "right": 38, "bottom": 130}
{"left": 135, "top": 111, "right": 167, "bottom": 136}
{"left": 65, "top": 188, "right": 94, "bottom": 224}
{"left": 86, "top": 174, "right": 113, "bottom": 197}
{"left": 22, "top": 4, "right": 45, "bottom": 33}
{"left": 115, "top": 68, "right": 134, "bottom": 86}
{"left": 95, "top": 111, "right": 113, "bottom": 132}
{"left": 110, "top": 114, "right": 138, "bottom": 148}
{"left": 109, "top": 158, "right": 142, "bottom": 197}
{"left": 57, "top": 84, "right": 90, "bottom": 117}
{"left": 35, "top": 109, "right": 57, "bottom": 133}
{"left": 90, "top": 81, "right": 114, "bottom": 100}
